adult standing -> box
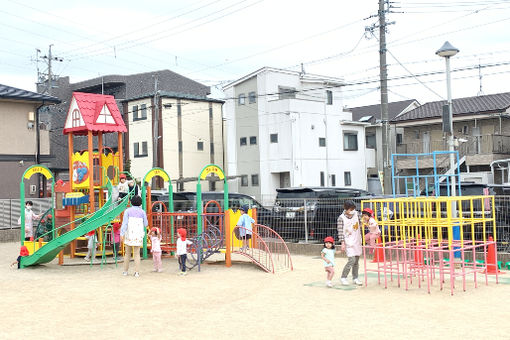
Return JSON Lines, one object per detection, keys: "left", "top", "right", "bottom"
{"left": 120, "top": 195, "right": 148, "bottom": 277}
{"left": 18, "top": 201, "right": 42, "bottom": 241}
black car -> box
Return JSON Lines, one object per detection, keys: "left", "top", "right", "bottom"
{"left": 271, "top": 187, "right": 375, "bottom": 243}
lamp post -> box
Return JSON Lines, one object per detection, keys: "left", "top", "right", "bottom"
{"left": 436, "top": 41, "right": 459, "bottom": 198}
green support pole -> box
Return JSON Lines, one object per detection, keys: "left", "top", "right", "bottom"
{"left": 196, "top": 181, "right": 203, "bottom": 234}
{"left": 20, "top": 181, "right": 25, "bottom": 245}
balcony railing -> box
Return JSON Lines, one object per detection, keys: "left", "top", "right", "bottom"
{"left": 397, "top": 134, "right": 510, "bottom": 155}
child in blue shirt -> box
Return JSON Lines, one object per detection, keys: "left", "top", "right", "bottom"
{"left": 321, "top": 236, "right": 340, "bottom": 288}
{"left": 236, "top": 205, "right": 255, "bottom": 252}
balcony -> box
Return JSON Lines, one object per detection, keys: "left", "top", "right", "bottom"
{"left": 397, "top": 134, "right": 510, "bottom": 156}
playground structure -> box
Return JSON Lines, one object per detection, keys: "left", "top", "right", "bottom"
{"left": 145, "top": 164, "right": 293, "bottom": 273}
{"left": 18, "top": 93, "right": 292, "bottom": 272}
{"left": 362, "top": 151, "right": 499, "bottom": 294}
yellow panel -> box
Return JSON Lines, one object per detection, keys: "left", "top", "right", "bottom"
{"left": 24, "top": 166, "right": 53, "bottom": 180}
{"left": 200, "top": 165, "right": 225, "bottom": 180}
{"left": 227, "top": 209, "right": 254, "bottom": 249}
{"left": 71, "top": 151, "right": 91, "bottom": 189}
{"left": 23, "top": 241, "right": 48, "bottom": 255}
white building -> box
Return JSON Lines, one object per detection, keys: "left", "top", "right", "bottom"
{"left": 223, "top": 67, "right": 368, "bottom": 204}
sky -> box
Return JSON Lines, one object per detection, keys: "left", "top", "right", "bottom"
{"left": 2, "top": 0, "right": 510, "bottom": 108}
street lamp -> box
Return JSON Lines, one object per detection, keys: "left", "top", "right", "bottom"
{"left": 436, "top": 41, "right": 459, "bottom": 198}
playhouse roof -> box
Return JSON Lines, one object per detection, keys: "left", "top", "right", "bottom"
{"left": 63, "top": 92, "right": 127, "bottom": 135}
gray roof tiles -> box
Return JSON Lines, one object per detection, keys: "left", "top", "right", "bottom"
{"left": 347, "top": 99, "right": 417, "bottom": 122}
{"left": 393, "top": 92, "right": 510, "bottom": 122}
{"left": 0, "top": 84, "right": 61, "bottom": 103}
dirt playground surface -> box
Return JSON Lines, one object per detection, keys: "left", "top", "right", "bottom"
{"left": 1, "top": 242, "right": 510, "bottom": 339}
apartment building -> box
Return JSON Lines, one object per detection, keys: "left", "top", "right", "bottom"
{"left": 223, "top": 67, "right": 368, "bottom": 203}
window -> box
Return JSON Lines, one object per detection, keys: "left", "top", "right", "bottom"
{"left": 320, "top": 171, "right": 325, "bottom": 187}
{"left": 250, "top": 136, "right": 257, "bottom": 145}
{"left": 326, "top": 90, "right": 333, "bottom": 105}
{"left": 278, "top": 86, "right": 296, "bottom": 100}
{"left": 343, "top": 132, "right": 358, "bottom": 151}
{"left": 270, "top": 133, "right": 278, "bottom": 143}
{"left": 251, "top": 174, "right": 259, "bottom": 186}
{"left": 396, "top": 133, "right": 403, "bottom": 145}
{"left": 238, "top": 94, "right": 246, "bottom": 105}
{"left": 248, "top": 91, "right": 256, "bottom": 104}
{"left": 241, "top": 175, "right": 248, "bottom": 187}
{"left": 331, "top": 174, "right": 336, "bottom": 187}
{"left": 366, "top": 134, "right": 376, "bottom": 149}
{"left": 72, "top": 109, "right": 80, "bottom": 127}
{"left": 415, "top": 130, "right": 420, "bottom": 139}
{"left": 197, "top": 141, "right": 204, "bottom": 151}
{"left": 462, "top": 125, "right": 469, "bottom": 135}
{"left": 134, "top": 141, "right": 148, "bottom": 157}
{"left": 132, "top": 105, "right": 139, "bottom": 120}
{"left": 140, "top": 104, "right": 147, "bottom": 119}
{"left": 240, "top": 137, "right": 247, "bottom": 146}
{"left": 319, "top": 137, "right": 326, "bottom": 147}
{"left": 344, "top": 172, "right": 352, "bottom": 186}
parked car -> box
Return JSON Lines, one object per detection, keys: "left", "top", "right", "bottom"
{"left": 271, "top": 187, "right": 375, "bottom": 243}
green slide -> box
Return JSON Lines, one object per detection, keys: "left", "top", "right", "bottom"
{"left": 20, "top": 181, "right": 129, "bottom": 268}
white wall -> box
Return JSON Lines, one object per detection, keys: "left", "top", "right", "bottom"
{"left": 127, "top": 98, "right": 153, "bottom": 180}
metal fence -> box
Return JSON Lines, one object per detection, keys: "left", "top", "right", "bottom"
{"left": 0, "top": 198, "right": 53, "bottom": 229}
{"left": 255, "top": 196, "right": 510, "bottom": 254}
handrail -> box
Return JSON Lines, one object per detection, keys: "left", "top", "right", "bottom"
{"left": 232, "top": 225, "right": 275, "bottom": 273}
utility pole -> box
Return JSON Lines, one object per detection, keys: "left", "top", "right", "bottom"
{"left": 378, "top": 0, "right": 392, "bottom": 195}
{"left": 37, "top": 44, "right": 63, "bottom": 95}
{"left": 152, "top": 75, "right": 159, "bottom": 172}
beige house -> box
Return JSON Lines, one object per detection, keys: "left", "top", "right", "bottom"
{"left": 0, "top": 84, "right": 60, "bottom": 198}
{"left": 392, "top": 92, "right": 510, "bottom": 188}
{"left": 122, "top": 91, "right": 224, "bottom": 191}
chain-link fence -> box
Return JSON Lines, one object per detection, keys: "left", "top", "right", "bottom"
{"left": 0, "top": 198, "right": 52, "bottom": 229}
{"left": 254, "top": 196, "right": 510, "bottom": 254}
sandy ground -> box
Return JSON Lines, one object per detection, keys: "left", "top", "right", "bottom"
{"left": 1, "top": 242, "right": 510, "bottom": 340}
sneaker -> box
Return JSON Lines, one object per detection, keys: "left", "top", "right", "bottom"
{"left": 84, "top": 257, "right": 90, "bottom": 262}
{"left": 122, "top": 271, "right": 128, "bottom": 276}
{"left": 340, "top": 278, "right": 349, "bottom": 286}
{"left": 157, "top": 269, "right": 163, "bottom": 273}
{"left": 178, "top": 272, "right": 184, "bottom": 276}
{"left": 182, "top": 272, "right": 188, "bottom": 276}
{"left": 134, "top": 272, "right": 140, "bottom": 277}
{"left": 353, "top": 278, "right": 363, "bottom": 286}
{"left": 326, "top": 281, "right": 333, "bottom": 288}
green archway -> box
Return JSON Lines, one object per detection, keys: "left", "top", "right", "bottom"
{"left": 196, "top": 164, "right": 228, "bottom": 234}
{"left": 19, "top": 165, "right": 55, "bottom": 244}
{"left": 141, "top": 167, "right": 172, "bottom": 258}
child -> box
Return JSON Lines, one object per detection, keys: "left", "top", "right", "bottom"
{"left": 120, "top": 195, "right": 148, "bottom": 277}
{"left": 118, "top": 174, "right": 129, "bottom": 199}
{"left": 236, "top": 205, "right": 254, "bottom": 252}
{"left": 84, "top": 230, "right": 97, "bottom": 262}
{"left": 18, "top": 201, "right": 42, "bottom": 241}
{"left": 338, "top": 200, "right": 363, "bottom": 286}
{"left": 112, "top": 222, "right": 121, "bottom": 259}
{"left": 11, "top": 246, "right": 29, "bottom": 269}
{"left": 321, "top": 236, "right": 340, "bottom": 288}
{"left": 149, "top": 227, "right": 163, "bottom": 272}
{"left": 176, "top": 228, "right": 193, "bottom": 275}
{"left": 362, "top": 208, "right": 380, "bottom": 253}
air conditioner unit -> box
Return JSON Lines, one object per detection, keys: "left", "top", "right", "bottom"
{"left": 30, "top": 185, "right": 37, "bottom": 194}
